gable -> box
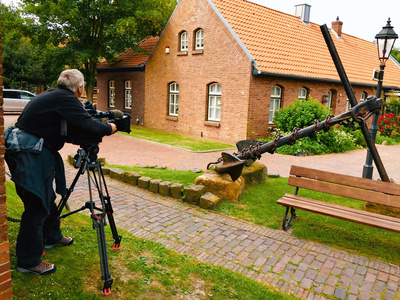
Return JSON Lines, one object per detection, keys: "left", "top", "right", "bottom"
{"left": 211, "top": 0, "right": 400, "bottom": 89}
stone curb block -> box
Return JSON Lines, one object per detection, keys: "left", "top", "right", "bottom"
{"left": 108, "top": 168, "right": 125, "bottom": 180}
{"left": 183, "top": 184, "right": 206, "bottom": 205}
{"left": 122, "top": 171, "right": 141, "bottom": 186}
{"left": 199, "top": 192, "right": 221, "bottom": 210}
{"left": 170, "top": 183, "right": 183, "bottom": 199}
{"left": 138, "top": 176, "right": 151, "bottom": 189}
{"left": 149, "top": 179, "right": 163, "bottom": 193}
{"left": 159, "top": 181, "right": 172, "bottom": 196}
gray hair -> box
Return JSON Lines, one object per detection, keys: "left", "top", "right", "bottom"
{"left": 57, "top": 69, "right": 85, "bottom": 92}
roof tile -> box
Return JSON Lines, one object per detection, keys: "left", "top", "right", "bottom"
{"left": 212, "top": 0, "right": 400, "bottom": 88}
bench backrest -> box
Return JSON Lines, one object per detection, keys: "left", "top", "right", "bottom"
{"left": 288, "top": 165, "right": 400, "bottom": 209}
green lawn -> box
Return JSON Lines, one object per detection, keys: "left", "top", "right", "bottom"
{"left": 6, "top": 181, "right": 297, "bottom": 300}
{"left": 120, "top": 125, "right": 234, "bottom": 151}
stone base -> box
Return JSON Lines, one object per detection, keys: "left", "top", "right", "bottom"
{"left": 241, "top": 162, "right": 267, "bottom": 185}
{"left": 194, "top": 170, "right": 245, "bottom": 202}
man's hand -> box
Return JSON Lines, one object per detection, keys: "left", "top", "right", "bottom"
{"left": 110, "top": 123, "right": 117, "bottom": 134}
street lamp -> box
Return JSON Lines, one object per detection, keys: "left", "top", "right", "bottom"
{"left": 362, "top": 18, "right": 398, "bottom": 179}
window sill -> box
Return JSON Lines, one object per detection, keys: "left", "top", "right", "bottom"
{"left": 166, "top": 116, "right": 178, "bottom": 122}
{"left": 192, "top": 49, "right": 204, "bottom": 55}
{"left": 204, "top": 121, "right": 220, "bottom": 127}
{"left": 177, "top": 51, "right": 188, "bottom": 56}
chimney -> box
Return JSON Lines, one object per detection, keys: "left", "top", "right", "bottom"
{"left": 295, "top": 4, "right": 311, "bottom": 24}
{"left": 332, "top": 17, "right": 343, "bottom": 37}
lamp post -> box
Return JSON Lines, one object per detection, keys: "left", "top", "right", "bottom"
{"left": 362, "top": 18, "right": 398, "bottom": 179}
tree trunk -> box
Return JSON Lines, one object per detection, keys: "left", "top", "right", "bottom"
{"left": 85, "top": 59, "right": 98, "bottom": 103}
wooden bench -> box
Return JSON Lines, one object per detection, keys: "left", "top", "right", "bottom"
{"left": 277, "top": 165, "right": 400, "bottom": 232}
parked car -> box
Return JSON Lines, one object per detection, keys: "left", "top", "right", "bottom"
{"left": 3, "top": 89, "right": 36, "bottom": 113}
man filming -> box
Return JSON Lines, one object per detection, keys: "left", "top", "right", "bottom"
{"left": 5, "top": 69, "right": 117, "bottom": 275}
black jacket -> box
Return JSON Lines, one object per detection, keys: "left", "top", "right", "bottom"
{"left": 6, "top": 85, "right": 112, "bottom": 211}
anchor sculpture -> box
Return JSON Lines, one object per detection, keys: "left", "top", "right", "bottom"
{"left": 208, "top": 24, "right": 390, "bottom": 183}
{"left": 208, "top": 96, "right": 383, "bottom": 181}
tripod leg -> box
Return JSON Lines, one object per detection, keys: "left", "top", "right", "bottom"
{"left": 93, "top": 165, "right": 122, "bottom": 249}
{"left": 92, "top": 214, "right": 113, "bottom": 295}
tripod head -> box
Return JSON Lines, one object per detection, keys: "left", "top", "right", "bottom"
{"left": 73, "top": 143, "right": 100, "bottom": 168}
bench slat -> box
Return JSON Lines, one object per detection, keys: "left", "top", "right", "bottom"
{"left": 288, "top": 176, "right": 400, "bottom": 209}
{"left": 278, "top": 194, "right": 400, "bottom": 233}
{"left": 290, "top": 165, "right": 400, "bottom": 196}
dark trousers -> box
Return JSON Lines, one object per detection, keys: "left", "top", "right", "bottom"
{"left": 15, "top": 186, "right": 63, "bottom": 268}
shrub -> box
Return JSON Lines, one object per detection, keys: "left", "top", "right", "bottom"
{"left": 378, "top": 113, "right": 400, "bottom": 138}
{"left": 385, "top": 99, "right": 400, "bottom": 115}
{"left": 273, "top": 97, "right": 329, "bottom": 132}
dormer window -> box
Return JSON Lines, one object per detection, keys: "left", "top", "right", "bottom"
{"left": 180, "top": 31, "right": 188, "bottom": 52}
{"left": 195, "top": 29, "right": 204, "bottom": 50}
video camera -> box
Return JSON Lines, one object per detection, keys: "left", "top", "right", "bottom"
{"left": 66, "top": 101, "right": 131, "bottom": 148}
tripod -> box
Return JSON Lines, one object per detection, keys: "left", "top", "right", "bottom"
{"left": 55, "top": 144, "right": 121, "bottom": 295}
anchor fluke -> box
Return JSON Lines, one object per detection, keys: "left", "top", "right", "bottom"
{"left": 213, "top": 152, "right": 246, "bottom": 181}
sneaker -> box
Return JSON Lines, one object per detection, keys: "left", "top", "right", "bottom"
{"left": 44, "top": 236, "right": 73, "bottom": 249}
{"left": 16, "top": 261, "right": 56, "bottom": 275}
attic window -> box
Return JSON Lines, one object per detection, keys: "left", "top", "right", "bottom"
{"left": 195, "top": 29, "right": 204, "bottom": 50}
{"left": 360, "top": 92, "right": 367, "bottom": 102}
{"left": 180, "top": 31, "right": 188, "bottom": 52}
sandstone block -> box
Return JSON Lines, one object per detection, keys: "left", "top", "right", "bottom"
{"left": 138, "top": 176, "right": 151, "bottom": 189}
{"left": 170, "top": 183, "right": 183, "bottom": 199}
{"left": 159, "top": 181, "right": 172, "bottom": 196}
{"left": 149, "top": 179, "right": 162, "bottom": 193}
{"left": 108, "top": 168, "right": 125, "bottom": 180}
{"left": 241, "top": 162, "right": 267, "bottom": 185}
{"left": 194, "top": 170, "right": 245, "bottom": 202}
{"left": 122, "top": 172, "right": 141, "bottom": 186}
{"left": 183, "top": 184, "right": 206, "bottom": 205}
{"left": 199, "top": 192, "right": 221, "bottom": 210}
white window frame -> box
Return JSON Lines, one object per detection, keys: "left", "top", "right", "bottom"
{"left": 169, "top": 82, "right": 179, "bottom": 116}
{"left": 109, "top": 80, "right": 115, "bottom": 108}
{"left": 298, "top": 87, "right": 307, "bottom": 100}
{"left": 195, "top": 29, "right": 204, "bottom": 50}
{"left": 180, "top": 31, "right": 188, "bottom": 52}
{"left": 360, "top": 92, "right": 367, "bottom": 102}
{"left": 208, "top": 83, "right": 222, "bottom": 122}
{"left": 269, "top": 86, "right": 282, "bottom": 124}
{"left": 346, "top": 99, "right": 351, "bottom": 112}
{"left": 326, "top": 90, "right": 332, "bottom": 108}
{"left": 124, "top": 80, "right": 132, "bottom": 109}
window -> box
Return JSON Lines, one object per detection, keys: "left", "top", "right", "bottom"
{"left": 298, "top": 87, "right": 308, "bottom": 99}
{"left": 108, "top": 80, "right": 115, "bottom": 107}
{"left": 269, "top": 86, "right": 282, "bottom": 124}
{"left": 324, "top": 90, "right": 333, "bottom": 108}
{"left": 208, "top": 83, "right": 222, "bottom": 122}
{"left": 195, "top": 29, "right": 204, "bottom": 50}
{"left": 346, "top": 99, "right": 351, "bottom": 112}
{"left": 124, "top": 81, "right": 132, "bottom": 109}
{"left": 169, "top": 82, "right": 179, "bottom": 116}
{"left": 180, "top": 31, "right": 188, "bottom": 52}
{"left": 360, "top": 92, "right": 367, "bottom": 102}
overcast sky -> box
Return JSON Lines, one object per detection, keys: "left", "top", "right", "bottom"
{"left": 2, "top": 0, "right": 400, "bottom": 46}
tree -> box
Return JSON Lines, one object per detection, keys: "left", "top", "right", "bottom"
{"left": 22, "top": 0, "right": 176, "bottom": 100}
{"left": 392, "top": 47, "right": 400, "bottom": 64}
{"left": 1, "top": 4, "right": 64, "bottom": 90}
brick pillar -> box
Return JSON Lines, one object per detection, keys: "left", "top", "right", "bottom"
{"left": 0, "top": 19, "right": 13, "bottom": 299}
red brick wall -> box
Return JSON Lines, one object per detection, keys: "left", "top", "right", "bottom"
{"left": 97, "top": 69, "right": 145, "bottom": 125}
{"left": 0, "top": 20, "right": 13, "bottom": 299}
{"left": 248, "top": 75, "right": 375, "bottom": 139}
{"left": 145, "top": 0, "right": 252, "bottom": 143}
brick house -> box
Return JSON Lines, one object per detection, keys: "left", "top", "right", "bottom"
{"left": 97, "top": 36, "right": 159, "bottom": 125}
{"left": 98, "top": 0, "right": 400, "bottom": 143}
